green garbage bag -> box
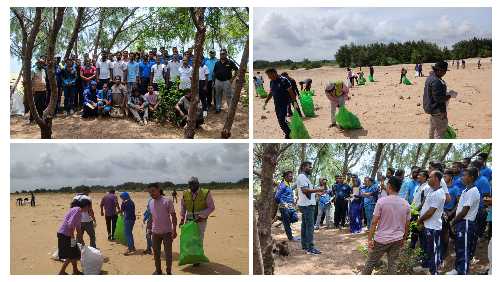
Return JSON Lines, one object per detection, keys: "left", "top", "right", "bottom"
{"left": 335, "top": 105, "right": 362, "bottom": 129}
{"left": 299, "top": 93, "right": 315, "bottom": 117}
{"left": 357, "top": 77, "right": 366, "bottom": 85}
{"left": 178, "top": 221, "right": 209, "bottom": 266}
{"left": 301, "top": 90, "right": 315, "bottom": 96}
{"left": 290, "top": 110, "right": 310, "bottom": 139}
{"left": 256, "top": 86, "right": 268, "bottom": 98}
{"left": 444, "top": 125, "right": 457, "bottom": 139}
{"left": 368, "top": 74, "right": 375, "bottom": 82}
{"left": 402, "top": 76, "right": 412, "bottom": 85}
{"left": 115, "top": 215, "right": 128, "bottom": 246}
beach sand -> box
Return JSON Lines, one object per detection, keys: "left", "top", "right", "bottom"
{"left": 254, "top": 58, "right": 491, "bottom": 139}
{"left": 271, "top": 218, "right": 490, "bottom": 275}
{"left": 11, "top": 190, "right": 248, "bottom": 275}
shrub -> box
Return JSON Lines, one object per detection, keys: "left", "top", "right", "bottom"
{"left": 154, "top": 80, "right": 184, "bottom": 125}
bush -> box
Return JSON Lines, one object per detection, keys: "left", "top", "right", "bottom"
{"left": 154, "top": 80, "right": 184, "bottom": 125}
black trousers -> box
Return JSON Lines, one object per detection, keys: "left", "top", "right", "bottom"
{"left": 199, "top": 80, "right": 209, "bottom": 111}
{"left": 207, "top": 80, "right": 214, "bottom": 108}
{"left": 334, "top": 198, "right": 348, "bottom": 228}
{"left": 105, "top": 215, "right": 118, "bottom": 238}
{"left": 275, "top": 102, "right": 290, "bottom": 139}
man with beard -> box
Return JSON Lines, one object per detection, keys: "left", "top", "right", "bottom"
{"left": 295, "top": 161, "right": 325, "bottom": 255}
{"left": 333, "top": 175, "right": 352, "bottom": 229}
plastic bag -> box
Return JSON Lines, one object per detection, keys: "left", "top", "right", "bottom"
{"left": 290, "top": 110, "right": 310, "bottom": 139}
{"left": 256, "top": 86, "right": 268, "bottom": 98}
{"left": 178, "top": 221, "right": 209, "bottom": 266}
{"left": 357, "top": 77, "right": 366, "bottom": 85}
{"left": 115, "top": 215, "right": 128, "bottom": 246}
{"left": 301, "top": 90, "right": 315, "bottom": 96}
{"left": 335, "top": 105, "right": 362, "bottom": 129}
{"left": 368, "top": 75, "right": 375, "bottom": 82}
{"left": 402, "top": 77, "right": 412, "bottom": 85}
{"left": 80, "top": 245, "right": 104, "bottom": 275}
{"left": 299, "top": 93, "right": 315, "bottom": 117}
{"left": 444, "top": 125, "right": 457, "bottom": 139}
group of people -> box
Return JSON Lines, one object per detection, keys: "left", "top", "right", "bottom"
{"left": 28, "top": 46, "right": 239, "bottom": 127}
{"left": 55, "top": 177, "right": 215, "bottom": 275}
{"left": 274, "top": 152, "right": 492, "bottom": 275}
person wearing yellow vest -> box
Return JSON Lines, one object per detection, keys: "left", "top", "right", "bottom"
{"left": 179, "top": 177, "right": 215, "bottom": 244}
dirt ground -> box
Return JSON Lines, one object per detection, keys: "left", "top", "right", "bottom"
{"left": 10, "top": 190, "right": 248, "bottom": 275}
{"left": 10, "top": 104, "right": 248, "bottom": 139}
{"left": 271, "top": 219, "right": 490, "bottom": 275}
{"left": 254, "top": 58, "right": 491, "bottom": 139}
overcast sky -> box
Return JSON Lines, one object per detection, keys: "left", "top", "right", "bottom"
{"left": 11, "top": 143, "right": 248, "bottom": 192}
{"left": 254, "top": 7, "right": 492, "bottom": 61}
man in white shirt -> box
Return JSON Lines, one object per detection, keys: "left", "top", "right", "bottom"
{"left": 167, "top": 55, "right": 181, "bottom": 88}
{"left": 178, "top": 56, "right": 193, "bottom": 91}
{"left": 295, "top": 161, "right": 325, "bottom": 255}
{"left": 111, "top": 52, "right": 127, "bottom": 83}
{"left": 447, "top": 167, "right": 480, "bottom": 275}
{"left": 150, "top": 57, "right": 166, "bottom": 91}
{"left": 416, "top": 170, "right": 446, "bottom": 274}
{"left": 198, "top": 59, "right": 209, "bottom": 117}
{"left": 96, "top": 52, "right": 113, "bottom": 90}
{"left": 73, "top": 192, "right": 97, "bottom": 248}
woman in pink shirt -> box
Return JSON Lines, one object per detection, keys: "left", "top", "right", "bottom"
{"left": 57, "top": 199, "right": 91, "bottom": 275}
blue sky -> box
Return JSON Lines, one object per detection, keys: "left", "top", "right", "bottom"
{"left": 254, "top": 7, "right": 492, "bottom": 61}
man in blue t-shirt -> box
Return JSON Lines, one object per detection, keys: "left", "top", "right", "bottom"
{"left": 274, "top": 170, "right": 298, "bottom": 241}
{"left": 471, "top": 160, "right": 491, "bottom": 242}
{"left": 477, "top": 153, "right": 492, "bottom": 183}
{"left": 205, "top": 50, "right": 218, "bottom": 108}
{"left": 399, "top": 166, "right": 420, "bottom": 204}
{"left": 263, "top": 68, "right": 301, "bottom": 139}
{"left": 332, "top": 175, "right": 352, "bottom": 229}
{"left": 361, "top": 177, "right": 379, "bottom": 228}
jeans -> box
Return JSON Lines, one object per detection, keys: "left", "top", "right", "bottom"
{"left": 152, "top": 233, "right": 173, "bottom": 273}
{"left": 63, "top": 84, "right": 76, "bottom": 112}
{"left": 364, "top": 203, "right": 375, "bottom": 228}
{"left": 145, "top": 222, "right": 152, "bottom": 251}
{"left": 124, "top": 219, "right": 135, "bottom": 250}
{"left": 279, "top": 207, "right": 293, "bottom": 240}
{"left": 299, "top": 205, "right": 315, "bottom": 250}
{"left": 105, "top": 215, "right": 118, "bottom": 239}
{"left": 315, "top": 204, "right": 331, "bottom": 228}
{"left": 275, "top": 101, "right": 290, "bottom": 139}
{"left": 214, "top": 79, "right": 232, "bottom": 111}
{"left": 79, "top": 221, "right": 96, "bottom": 248}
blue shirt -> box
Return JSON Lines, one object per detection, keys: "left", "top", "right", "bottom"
{"left": 475, "top": 175, "right": 491, "bottom": 209}
{"left": 205, "top": 57, "right": 218, "bottom": 81}
{"left": 121, "top": 199, "right": 136, "bottom": 221}
{"left": 399, "top": 178, "right": 418, "bottom": 204}
{"left": 274, "top": 181, "right": 294, "bottom": 204}
{"left": 444, "top": 184, "right": 461, "bottom": 211}
{"left": 453, "top": 174, "right": 465, "bottom": 190}
{"left": 139, "top": 61, "right": 153, "bottom": 78}
{"left": 480, "top": 166, "right": 492, "bottom": 183}
{"left": 319, "top": 192, "right": 331, "bottom": 207}
{"left": 270, "top": 76, "right": 292, "bottom": 106}
{"left": 83, "top": 88, "right": 97, "bottom": 105}
{"left": 127, "top": 61, "right": 140, "bottom": 83}
{"left": 97, "top": 89, "right": 112, "bottom": 102}
{"left": 333, "top": 183, "right": 352, "bottom": 200}
{"left": 360, "top": 184, "right": 378, "bottom": 206}
{"left": 61, "top": 66, "right": 77, "bottom": 86}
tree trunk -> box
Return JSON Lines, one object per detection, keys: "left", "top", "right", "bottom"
{"left": 440, "top": 143, "right": 453, "bottom": 162}
{"left": 421, "top": 143, "right": 436, "bottom": 168}
{"left": 257, "top": 144, "right": 280, "bottom": 275}
{"left": 221, "top": 37, "right": 249, "bottom": 138}
{"left": 253, "top": 210, "right": 264, "bottom": 274}
{"left": 93, "top": 9, "right": 105, "bottom": 57}
{"left": 388, "top": 144, "right": 396, "bottom": 168}
{"left": 371, "top": 144, "right": 385, "bottom": 179}
{"left": 184, "top": 8, "right": 206, "bottom": 139}
{"left": 412, "top": 144, "right": 422, "bottom": 167}
{"left": 64, "top": 7, "right": 85, "bottom": 61}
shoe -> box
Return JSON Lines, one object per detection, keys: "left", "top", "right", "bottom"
{"left": 310, "top": 248, "right": 322, "bottom": 254}
{"left": 203, "top": 111, "right": 208, "bottom": 118}
{"left": 152, "top": 270, "right": 162, "bottom": 275}
{"left": 143, "top": 249, "right": 152, "bottom": 255}
{"left": 446, "top": 269, "right": 458, "bottom": 275}
{"left": 329, "top": 123, "right": 337, "bottom": 128}
{"left": 143, "top": 119, "right": 148, "bottom": 125}
{"left": 306, "top": 248, "right": 320, "bottom": 255}
{"left": 139, "top": 120, "right": 144, "bottom": 126}
{"left": 215, "top": 109, "right": 221, "bottom": 114}
{"left": 72, "top": 270, "right": 83, "bottom": 275}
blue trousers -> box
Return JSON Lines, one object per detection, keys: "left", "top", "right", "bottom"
{"left": 124, "top": 219, "right": 135, "bottom": 251}
{"left": 275, "top": 102, "right": 290, "bottom": 139}
{"left": 364, "top": 203, "right": 375, "bottom": 228}
{"left": 423, "top": 228, "right": 442, "bottom": 274}
{"left": 279, "top": 207, "right": 293, "bottom": 240}
{"left": 63, "top": 85, "right": 76, "bottom": 112}
{"left": 455, "top": 220, "right": 477, "bottom": 274}
{"left": 299, "top": 205, "right": 315, "bottom": 250}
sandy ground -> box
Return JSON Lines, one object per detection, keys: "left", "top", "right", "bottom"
{"left": 254, "top": 58, "right": 491, "bottom": 139}
{"left": 11, "top": 190, "right": 248, "bottom": 275}
{"left": 271, "top": 218, "right": 490, "bottom": 275}
{"left": 10, "top": 103, "right": 248, "bottom": 139}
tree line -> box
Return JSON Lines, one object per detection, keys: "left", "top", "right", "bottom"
{"left": 253, "top": 58, "right": 336, "bottom": 71}
{"left": 335, "top": 37, "right": 492, "bottom": 68}
{"left": 12, "top": 178, "right": 249, "bottom": 194}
